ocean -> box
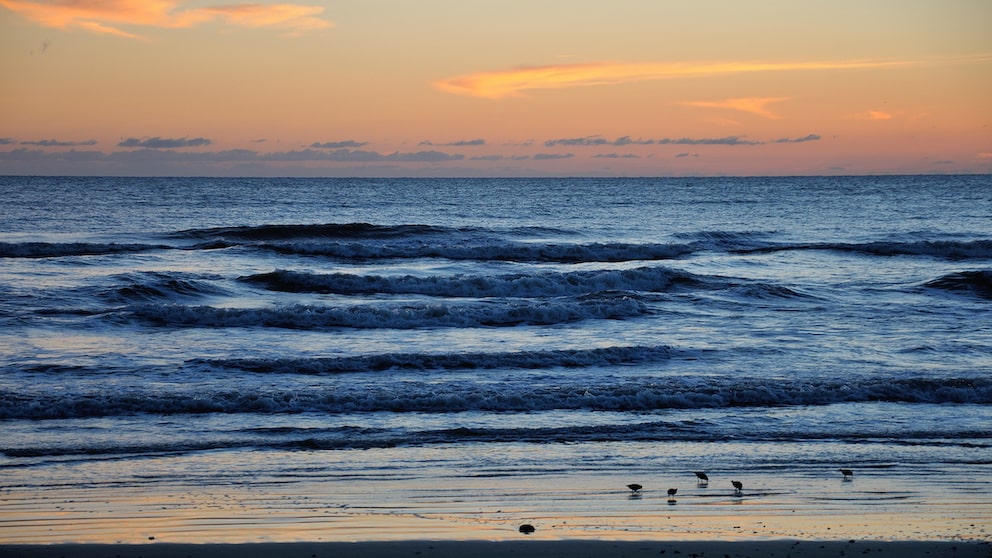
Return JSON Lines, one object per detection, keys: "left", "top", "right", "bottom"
{"left": 1, "top": 175, "right": 990, "bottom": 543}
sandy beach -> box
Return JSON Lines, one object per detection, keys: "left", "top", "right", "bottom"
{"left": 3, "top": 469, "right": 991, "bottom": 558}
{"left": 3, "top": 540, "right": 990, "bottom": 558}
{"left": 2, "top": 450, "right": 990, "bottom": 554}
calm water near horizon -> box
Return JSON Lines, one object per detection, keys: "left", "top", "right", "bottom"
{"left": 1, "top": 175, "right": 990, "bottom": 543}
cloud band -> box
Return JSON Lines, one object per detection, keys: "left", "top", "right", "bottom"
{"left": 0, "top": 0, "right": 332, "bottom": 38}
{"left": 435, "top": 59, "right": 914, "bottom": 99}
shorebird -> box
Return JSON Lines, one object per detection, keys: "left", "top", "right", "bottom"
{"left": 840, "top": 468, "right": 853, "bottom": 480}
{"left": 627, "top": 483, "right": 643, "bottom": 494}
{"left": 519, "top": 524, "right": 535, "bottom": 534}
{"left": 732, "top": 480, "right": 743, "bottom": 494}
{"left": 694, "top": 471, "right": 709, "bottom": 484}
{"left": 667, "top": 488, "right": 678, "bottom": 500}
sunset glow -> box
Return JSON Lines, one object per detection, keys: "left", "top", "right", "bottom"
{"left": 1, "top": 0, "right": 989, "bottom": 176}
{"left": 433, "top": 60, "right": 915, "bottom": 99}
{"left": 679, "top": 97, "right": 792, "bottom": 120}
{"left": 0, "top": 0, "right": 330, "bottom": 37}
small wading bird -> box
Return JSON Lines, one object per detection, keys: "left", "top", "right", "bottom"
{"left": 519, "top": 524, "right": 535, "bottom": 534}
{"left": 840, "top": 468, "right": 853, "bottom": 480}
{"left": 694, "top": 471, "right": 709, "bottom": 484}
{"left": 627, "top": 483, "right": 643, "bottom": 494}
{"left": 732, "top": 480, "right": 743, "bottom": 494}
{"left": 667, "top": 488, "right": 678, "bottom": 501}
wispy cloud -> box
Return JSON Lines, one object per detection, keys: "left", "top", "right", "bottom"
{"left": 681, "top": 97, "right": 791, "bottom": 119}
{"left": 544, "top": 135, "right": 654, "bottom": 147}
{"left": 118, "top": 136, "right": 211, "bottom": 148}
{"left": 0, "top": 147, "right": 104, "bottom": 161}
{"left": 533, "top": 153, "right": 574, "bottom": 160}
{"left": 0, "top": 0, "right": 332, "bottom": 38}
{"left": 852, "top": 110, "right": 895, "bottom": 120}
{"left": 771, "top": 134, "right": 821, "bottom": 143}
{"left": 435, "top": 59, "right": 913, "bottom": 99}
{"left": 419, "top": 139, "right": 486, "bottom": 147}
{"left": 542, "top": 134, "right": 815, "bottom": 148}
{"left": 469, "top": 154, "right": 530, "bottom": 161}
{"left": 194, "top": 3, "right": 330, "bottom": 35}
{"left": 242, "top": 148, "right": 464, "bottom": 163}
{"left": 0, "top": 138, "right": 17, "bottom": 145}
{"left": 593, "top": 153, "right": 640, "bottom": 159}
{"left": 379, "top": 150, "right": 464, "bottom": 163}
{"left": 20, "top": 138, "right": 97, "bottom": 147}
{"left": 311, "top": 140, "right": 368, "bottom": 149}
{"left": 658, "top": 136, "right": 761, "bottom": 146}
{"left": 0, "top": 147, "right": 465, "bottom": 164}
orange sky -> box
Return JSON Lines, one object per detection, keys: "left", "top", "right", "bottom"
{"left": 1, "top": 0, "right": 990, "bottom": 176}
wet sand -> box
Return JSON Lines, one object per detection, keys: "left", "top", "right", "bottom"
{"left": 2, "top": 540, "right": 990, "bottom": 558}
{"left": 3, "top": 467, "right": 990, "bottom": 544}
{"left": 3, "top": 456, "right": 990, "bottom": 555}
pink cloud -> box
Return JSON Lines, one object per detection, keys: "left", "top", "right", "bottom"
{"left": 196, "top": 4, "right": 329, "bottom": 35}
{"left": 0, "top": 0, "right": 331, "bottom": 38}
{"left": 866, "top": 110, "right": 894, "bottom": 120}
{"left": 434, "top": 59, "right": 914, "bottom": 99}
{"left": 680, "top": 97, "right": 791, "bottom": 119}
{"left": 848, "top": 110, "right": 897, "bottom": 121}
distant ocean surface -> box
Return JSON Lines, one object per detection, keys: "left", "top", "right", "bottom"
{"left": 1, "top": 175, "right": 990, "bottom": 543}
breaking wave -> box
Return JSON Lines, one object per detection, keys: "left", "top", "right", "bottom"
{"left": 103, "top": 271, "right": 227, "bottom": 303}
{"left": 240, "top": 266, "right": 706, "bottom": 297}
{"left": 2, "top": 375, "right": 988, "bottom": 421}
{"left": 196, "top": 345, "right": 676, "bottom": 374}
{"left": 740, "top": 239, "right": 992, "bottom": 260}
{"left": 7, "top": 224, "right": 988, "bottom": 264}
{"left": 923, "top": 270, "right": 992, "bottom": 300}
{"left": 121, "top": 293, "right": 650, "bottom": 329}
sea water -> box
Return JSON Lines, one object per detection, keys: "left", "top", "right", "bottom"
{"left": 1, "top": 175, "right": 990, "bottom": 542}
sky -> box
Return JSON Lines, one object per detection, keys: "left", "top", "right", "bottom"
{"left": 1, "top": 0, "right": 990, "bottom": 177}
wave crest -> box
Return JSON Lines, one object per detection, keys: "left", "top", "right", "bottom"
{"left": 241, "top": 266, "right": 703, "bottom": 297}
{"left": 123, "top": 294, "right": 650, "bottom": 329}
{"left": 3, "top": 376, "right": 988, "bottom": 420}
{"left": 197, "top": 345, "right": 675, "bottom": 374}
{"left": 0, "top": 241, "right": 167, "bottom": 259}
{"left": 923, "top": 270, "right": 992, "bottom": 299}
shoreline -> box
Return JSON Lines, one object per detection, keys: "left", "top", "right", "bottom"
{"left": 3, "top": 463, "right": 990, "bottom": 546}
{"left": 2, "top": 540, "right": 990, "bottom": 558}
